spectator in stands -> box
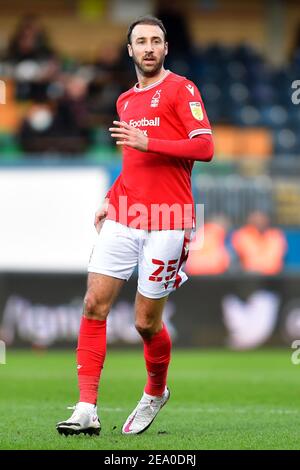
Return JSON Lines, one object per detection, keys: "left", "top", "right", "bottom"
{"left": 5, "top": 14, "right": 59, "bottom": 101}
{"left": 88, "top": 43, "right": 125, "bottom": 126}
{"left": 18, "top": 75, "right": 91, "bottom": 154}
{"left": 185, "top": 215, "right": 231, "bottom": 275}
{"left": 231, "top": 211, "right": 287, "bottom": 275}
{"left": 6, "top": 14, "right": 53, "bottom": 62}
{"left": 86, "top": 42, "right": 135, "bottom": 147}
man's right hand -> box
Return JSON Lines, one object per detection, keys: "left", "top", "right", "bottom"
{"left": 94, "top": 198, "right": 109, "bottom": 233}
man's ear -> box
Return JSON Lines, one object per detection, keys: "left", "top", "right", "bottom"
{"left": 165, "top": 42, "right": 168, "bottom": 56}
{"left": 128, "top": 44, "right": 133, "bottom": 57}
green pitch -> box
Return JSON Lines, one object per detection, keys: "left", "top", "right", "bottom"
{"left": 0, "top": 349, "right": 299, "bottom": 450}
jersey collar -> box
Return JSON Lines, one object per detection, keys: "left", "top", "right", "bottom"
{"left": 133, "top": 70, "right": 171, "bottom": 92}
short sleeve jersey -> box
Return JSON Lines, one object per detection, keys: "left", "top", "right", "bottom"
{"left": 107, "top": 70, "right": 212, "bottom": 230}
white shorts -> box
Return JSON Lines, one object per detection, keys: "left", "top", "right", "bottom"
{"left": 88, "top": 220, "right": 192, "bottom": 299}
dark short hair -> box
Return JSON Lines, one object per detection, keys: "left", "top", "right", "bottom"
{"left": 127, "top": 15, "right": 167, "bottom": 44}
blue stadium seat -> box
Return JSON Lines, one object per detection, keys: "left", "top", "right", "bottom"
{"left": 260, "top": 105, "right": 290, "bottom": 128}
{"left": 233, "top": 104, "right": 262, "bottom": 127}
{"left": 272, "top": 128, "right": 299, "bottom": 156}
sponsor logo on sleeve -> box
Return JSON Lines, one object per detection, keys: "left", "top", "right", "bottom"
{"left": 185, "top": 84, "right": 195, "bottom": 96}
{"left": 189, "top": 102, "right": 203, "bottom": 121}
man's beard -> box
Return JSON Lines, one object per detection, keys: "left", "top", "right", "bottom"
{"left": 132, "top": 53, "right": 165, "bottom": 77}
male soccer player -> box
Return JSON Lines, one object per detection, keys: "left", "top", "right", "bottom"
{"left": 56, "top": 15, "right": 213, "bottom": 436}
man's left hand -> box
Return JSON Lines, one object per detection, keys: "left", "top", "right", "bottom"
{"left": 109, "top": 121, "right": 148, "bottom": 152}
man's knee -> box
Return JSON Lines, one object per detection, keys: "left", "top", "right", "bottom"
{"left": 135, "top": 319, "right": 160, "bottom": 340}
{"left": 83, "top": 291, "right": 110, "bottom": 320}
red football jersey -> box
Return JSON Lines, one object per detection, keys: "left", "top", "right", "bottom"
{"left": 106, "top": 70, "right": 212, "bottom": 230}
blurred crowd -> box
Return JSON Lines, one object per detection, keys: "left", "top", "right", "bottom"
{"left": 186, "top": 210, "right": 287, "bottom": 276}
{"left": 1, "top": 12, "right": 300, "bottom": 157}
{"left": 0, "top": 14, "right": 135, "bottom": 155}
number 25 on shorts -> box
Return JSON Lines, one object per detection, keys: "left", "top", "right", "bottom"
{"left": 149, "top": 259, "right": 178, "bottom": 282}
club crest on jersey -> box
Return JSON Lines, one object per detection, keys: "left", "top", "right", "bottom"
{"left": 189, "top": 102, "right": 203, "bottom": 121}
{"left": 151, "top": 89, "right": 161, "bottom": 107}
